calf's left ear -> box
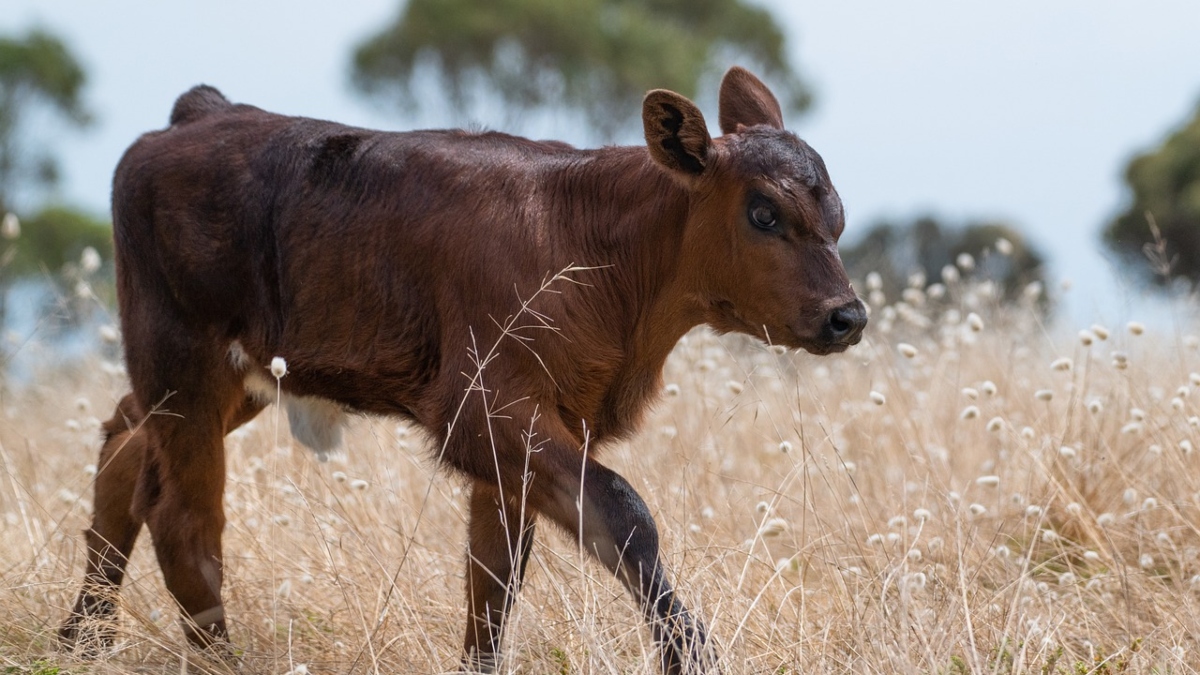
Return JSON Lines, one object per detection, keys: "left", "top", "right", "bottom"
{"left": 643, "top": 90, "right": 711, "bottom": 177}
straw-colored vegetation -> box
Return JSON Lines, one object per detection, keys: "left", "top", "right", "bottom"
{"left": 3, "top": 268, "right": 1200, "bottom": 674}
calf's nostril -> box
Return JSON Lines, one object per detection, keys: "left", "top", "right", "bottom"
{"left": 827, "top": 302, "right": 867, "bottom": 341}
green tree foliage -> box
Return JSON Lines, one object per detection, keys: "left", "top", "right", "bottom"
{"left": 351, "top": 0, "right": 810, "bottom": 139}
{"left": 1103, "top": 99, "right": 1200, "bottom": 286}
{"left": 0, "top": 28, "right": 92, "bottom": 212}
{"left": 4, "top": 205, "right": 111, "bottom": 277}
{"left": 841, "top": 216, "right": 1047, "bottom": 306}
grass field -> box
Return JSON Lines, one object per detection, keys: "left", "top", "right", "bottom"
{"left": 3, "top": 275, "right": 1200, "bottom": 674}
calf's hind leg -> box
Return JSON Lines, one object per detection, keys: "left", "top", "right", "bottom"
{"left": 60, "top": 395, "right": 148, "bottom": 652}
{"left": 131, "top": 370, "right": 261, "bottom": 650}
{"left": 61, "top": 392, "right": 265, "bottom": 652}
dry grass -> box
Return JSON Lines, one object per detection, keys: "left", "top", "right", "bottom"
{"left": 4, "top": 277, "right": 1200, "bottom": 674}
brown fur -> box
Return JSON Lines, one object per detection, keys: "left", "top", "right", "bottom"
{"left": 61, "top": 67, "right": 865, "bottom": 673}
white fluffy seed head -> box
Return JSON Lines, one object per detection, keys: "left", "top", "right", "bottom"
{"left": 755, "top": 501, "right": 771, "bottom": 514}
{"left": 995, "top": 237, "right": 1013, "bottom": 255}
{"left": 1034, "top": 389, "right": 1054, "bottom": 402}
{"left": 941, "top": 265, "right": 960, "bottom": 284}
{"left": 913, "top": 508, "right": 932, "bottom": 522}
{"left": 1084, "top": 550, "right": 1101, "bottom": 561}
{"left": 969, "top": 503, "right": 987, "bottom": 516}
{"left": 1078, "top": 329, "right": 1095, "bottom": 346}
{"left": 976, "top": 475, "right": 1000, "bottom": 488}
{"left": 350, "top": 478, "right": 369, "bottom": 491}
{"left": 967, "top": 313, "right": 984, "bottom": 332}
{"left": 1020, "top": 426, "right": 1036, "bottom": 440}
{"left": 1042, "top": 529, "right": 1058, "bottom": 543}
{"left": 1088, "top": 399, "right": 1103, "bottom": 415}
{"left": 960, "top": 405, "right": 980, "bottom": 420}
{"left": 1127, "top": 321, "right": 1145, "bottom": 336}
{"left": 866, "top": 271, "right": 883, "bottom": 291}
{"left": 270, "top": 356, "right": 288, "bottom": 379}
{"left": 778, "top": 440, "right": 793, "bottom": 454}
{"left": 956, "top": 252, "right": 975, "bottom": 271}
{"left": 1090, "top": 324, "right": 1110, "bottom": 340}
{"left": 758, "top": 517, "right": 788, "bottom": 538}
{"left": 1025, "top": 505, "right": 1043, "bottom": 518}
{"left": 1111, "top": 352, "right": 1129, "bottom": 369}
{"left": 869, "top": 391, "right": 886, "bottom": 406}
{"left": 1058, "top": 445, "right": 1077, "bottom": 458}
{"left": 1050, "top": 357, "right": 1073, "bottom": 372}
{"left": 664, "top": 383, "right": 681, "bottom": 397}
{"left": 987, "top": 417, "right": 1004, "bottom": 433}
{"left": 1140, "top": 553, "right": 1154, "bottom": 569}
{"left": 898, "top": 343, "right": 918, "bottom": 359}
{"left": 1, "top": 212, "right": 19, "bottom": 239}
{"left": 1130, "top": 407, "right": 1146, "bottom": 421}
{"left": 981, "top": 380, "right": 997, "bottom": 396}
{"left": 962, "top": 387, "right": 979, "bottom": 400}
{"left": 1096, "top": 512, "right": 1116, "bottom": 527}
{"left": 725, "top": 380, "right": 744, "bottom": 394}
{"left": 1066, "top": 502, "right": 1083, "bottom": 516}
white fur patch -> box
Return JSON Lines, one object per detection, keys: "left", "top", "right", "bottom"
{"left": 285, "top": 395, "right": 346, "bottom": 461}
{"left": 242, "top": 372, "right": 347, "bottom": 461}
{"left": 243, "top": 371, "right": 277, "bottom": 405}
{"left": 228, "top": 341, "right": 252, "bottom": 371}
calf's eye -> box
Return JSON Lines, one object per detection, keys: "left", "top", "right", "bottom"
{"left": 749, "top": 202, "right": 777, "bottom": 230}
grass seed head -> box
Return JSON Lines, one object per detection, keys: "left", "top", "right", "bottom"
{"left": 1, "top": 212, "right": 19, "bottom": 239}
{"left": 869, "top": 391, "right": 886, "bottom": 406}
{"left": 270, "top": 356, "right": 288, "bottom": 379}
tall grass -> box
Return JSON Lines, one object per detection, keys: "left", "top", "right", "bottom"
{"left": 3, "top": 272, "right": 1200, "bottom": 673}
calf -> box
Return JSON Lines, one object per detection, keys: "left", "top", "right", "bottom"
{"left": 61, "top": 67, "right": 866, "bottom": 673}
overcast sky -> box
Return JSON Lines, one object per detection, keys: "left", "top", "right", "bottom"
{"left": 4, "top": 0, "right": 1200, "bottom": 326}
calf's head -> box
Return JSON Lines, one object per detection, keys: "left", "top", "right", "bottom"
{"left": 643, "top": 67, "right": 867, "bottom": 354}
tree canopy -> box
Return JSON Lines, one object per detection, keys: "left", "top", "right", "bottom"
{"left": 350, "top": 0, "right": 810, "bottom": 139}
{"left": 841, "top": 216, "right": 1047, "bottom": 307}
{"left": 0, "top": 28, "right": 92, "bottom": 213}
{"left": 1103, "top": 99, "right": 1200, "bottom": 287}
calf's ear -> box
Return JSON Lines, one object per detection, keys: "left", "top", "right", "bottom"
{"left": 643, "top": 90, "right": 711, "bottom": 177}
{"left": 718, "top": 66, "right": 784, "bottom": 134}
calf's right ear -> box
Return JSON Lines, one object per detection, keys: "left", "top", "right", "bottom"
{"left": 643, "top": 90, "right": 711, "bottom": 177}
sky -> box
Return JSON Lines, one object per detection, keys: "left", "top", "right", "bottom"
{"left": 4, "top": 0, "right": 1200, "bottom": 327}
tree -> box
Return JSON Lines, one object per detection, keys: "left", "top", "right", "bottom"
{"left": 350, "top": 0, "right": 810, "bottom": 140}
{"left": 0, "top": 27, "right": 92, "bottom": 213}
{"left": 1103, "top": 98, "right": 1200, "bottom": 287}
{"left": 841, "top": 216, "right": 1047, "bottom": 306}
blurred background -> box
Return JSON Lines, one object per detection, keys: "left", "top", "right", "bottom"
{"left": 2, "top": 0, "right": 1200, "bottom": 364}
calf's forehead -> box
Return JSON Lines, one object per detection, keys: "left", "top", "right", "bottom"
{"left": 721, "top": 128, "right": 828, "bottom": 194}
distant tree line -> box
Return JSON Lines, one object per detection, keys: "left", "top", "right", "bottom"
{"left": 1104, "top": 99, "right": 1200, "bottom": 289}
{"left": 840, "top": 216, "right": 1047, "bottom": 307}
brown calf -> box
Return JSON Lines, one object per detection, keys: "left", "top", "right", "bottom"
{"left": 60, "top": 67, "right": 866, "bottom": 673}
